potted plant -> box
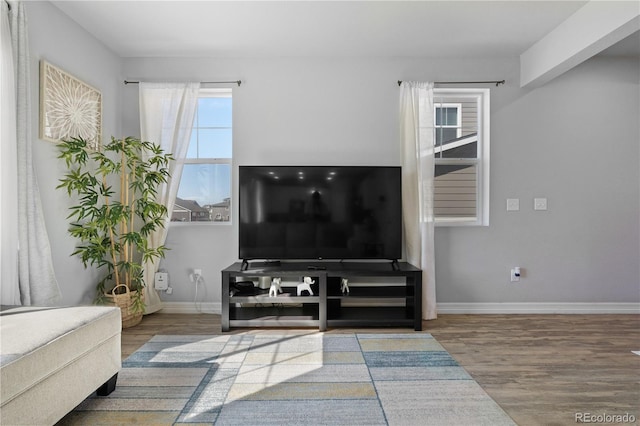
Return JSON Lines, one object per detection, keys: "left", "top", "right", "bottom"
{"left": 57, "top": 136, "right": 173, "bottom": 328}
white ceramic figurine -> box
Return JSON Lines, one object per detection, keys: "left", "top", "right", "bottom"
{"left": 269, "top": 277, "right": 282, "bottom": 297}
{"left": 340, "top": 278, "right": 350, "bottom": 295}
{"left": 297, "top": 276, "right": 315, "bottom": 296}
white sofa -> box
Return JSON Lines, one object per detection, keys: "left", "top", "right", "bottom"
{"left": 0, "top": 306, "right": 121, "bottom": 425}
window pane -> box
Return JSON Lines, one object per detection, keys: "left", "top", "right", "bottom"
{"left": 445, "top": 108, "right": 457, "bottom": 126}
{"left": 441, "top": 139, "right": 477, "bottom": 158}
{"left": 435, "top": 106, "right": 458, "bottom": 126}
{"left": 436, "top": 128, "right": 459, "bottom": 145}
{"left": 433, "top": 90, "right": 488, "bottom": 225}
{"left": 198, "top": 97, "right": 232, "bottom": 127}
{"left": 173, "top": 164, "right": 231, "bottom": 222}
{"left": 434, "top": 163, "right": 477, "bottom": 219}
{"left": 186, "top": 131, "right": 198, "bottom": 158}
{"left": 173, "top": 90, "right": 233, "bottom": 224}
{"left": 198, "top": 128, "right": 232, "bottom": 158}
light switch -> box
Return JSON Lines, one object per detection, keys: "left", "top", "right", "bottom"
{"left": 506, "top": 198, "right": 519, "bottom": 211}
{"left": 534, "top": 198, "right": 547, "bottom": 211}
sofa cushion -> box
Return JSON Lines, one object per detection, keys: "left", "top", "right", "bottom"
{"left": 0, "top": 306, "right": 121, "bottom": 407}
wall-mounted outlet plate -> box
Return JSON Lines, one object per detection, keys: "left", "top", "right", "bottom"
{"left": 534, "top": 198, "right": 547, "bottom": 210}
{"left": 510, "top": 268, "right": 520, "bottom": 282}
{"left": 506, "top": 198, "right": 519, "bottom": 211}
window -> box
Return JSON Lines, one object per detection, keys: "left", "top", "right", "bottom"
{"left": 433, "top": 88, "right": 490, "bottom": 226}
{"left": 435, "top": 103, "right": 461, "bottom": 145}
{"left": 171, "top": 89, "right": 232, "bottom": 223}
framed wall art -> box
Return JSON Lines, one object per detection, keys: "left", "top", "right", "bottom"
{"left": 39, "top": 60, "right": 102, "bottom": 151}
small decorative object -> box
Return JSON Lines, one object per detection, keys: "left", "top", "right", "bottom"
{"left": 258, "top": 276, "right": 272, "bottom": 289}
{"left": 40, "top": 60, "right": 102, "bottom": 151}
{"left": 269, "top": 277, "right": 282, "bottom": 297}
{"left": 56, "top": 136, "right": 173, "bottom": 327}
{"left": 230, "top": 281, "right": 256, "bottom": 296}
{"left": 297, "top": 276, "right": 315, "bottom": 296}
{"left": 340, "top": 278, "right": 350, "bottom": 295}
{"left": 108, "top": 284, "right": 143, "bottom": 328}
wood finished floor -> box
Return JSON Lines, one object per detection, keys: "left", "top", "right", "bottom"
{"left": 122, "top": 313, "right": 640, "bottom": 426}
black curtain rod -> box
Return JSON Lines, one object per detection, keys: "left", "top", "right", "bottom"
{"left": 398, "top": 80, "right": 505, "bottom": 87}
{"left": 124, "top": 80, "right": 241, "bottom": 86}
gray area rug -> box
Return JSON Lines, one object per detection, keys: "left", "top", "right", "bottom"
{"left": 61, "top": 333, "right": 515, "bottom": 425}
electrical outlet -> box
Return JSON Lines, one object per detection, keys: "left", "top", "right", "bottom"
{"left": 194, "top": 269, "right": 202, "bottom": 276}
{"left": 506, "top": 198, "right": 519, "bottom": 211}
{"left": 534, "top": 198, "right": 547, "bottom": 211}
{"left": 510, "top": 267, "right": 521, "bottom": 282}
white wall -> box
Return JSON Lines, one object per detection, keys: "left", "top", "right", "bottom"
{"left": 437, "top": 56, "right": 640, "bottom": 304}
{"left": 26, "top": 0, "right": 639, "bottom": 310}
{"left": 26, "top": 1, "right": 123, "bottom": 305}
{"left": 121, "top": 55, "right": 639, "bottom": 310}
{"left": 121, "top": 57, "right": 419, "bottom": 307}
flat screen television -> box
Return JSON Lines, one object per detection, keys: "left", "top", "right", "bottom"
{"left": 239, "top": 166, "right": 402, "bottom": 261}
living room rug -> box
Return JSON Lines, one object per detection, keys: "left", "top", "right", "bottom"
{"left": 61, "top": 333, "right": 514, "bottom": 425}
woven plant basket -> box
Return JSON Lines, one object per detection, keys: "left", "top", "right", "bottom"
{"left": 105, "top": 284, "right": 143, "bottom": 329}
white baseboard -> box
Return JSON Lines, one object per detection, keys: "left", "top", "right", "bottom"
{"left": 154, "top": 301, "right": 640, "bottom": 315}
{"left": 157, "top": 302, "right": 221, "bottom": 314}
{"left": 436, "top": 302, "right": 640, "bottom": 314}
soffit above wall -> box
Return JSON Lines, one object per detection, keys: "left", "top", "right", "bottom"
{"left": 598, "top": 30, "right": 640, "bottom": 57}
{"left": 520, "top": 1, "right": 640, "bottom": 88}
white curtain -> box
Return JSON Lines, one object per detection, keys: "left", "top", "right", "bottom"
{"left": 0, "top": 0, "right": 19, "bottom": 305}
{"left": 139, "top": 82, "right": 199, "bottom": 314}
{"left": 399, "top": 81, "right": 437, "bottom": 320}
{"left": 3, "top": 1, "right": 60, "bottom": 306}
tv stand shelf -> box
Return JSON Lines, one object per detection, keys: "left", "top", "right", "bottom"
{"left": 221, "top": 261, "right": 422, "bottom": 331}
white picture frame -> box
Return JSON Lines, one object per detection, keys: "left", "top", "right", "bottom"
{"left": 39, "top": 60, "right": 102, "bottom": 151}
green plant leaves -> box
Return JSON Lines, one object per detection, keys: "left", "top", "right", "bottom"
{"left": 57, "top": 136, "right": 174, "bottom": 313}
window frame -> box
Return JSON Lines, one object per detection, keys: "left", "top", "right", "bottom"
{"left": 433, "top": 88, "right": 490, "bottom": 227}
{"left": 171, "top": 88, "right": 233, "bottom": 226}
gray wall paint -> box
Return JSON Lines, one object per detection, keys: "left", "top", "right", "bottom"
{"left": 26, "top": 1, "right": 123, "bottom": 306}
{"left": 437, "top": 56, "right": 639, "bottom": 303}
{"left": 121, "top": 56, "right": 639, "bottom": 307}
{"left": 27, "top": 1, "right": 639, "bottom": 309}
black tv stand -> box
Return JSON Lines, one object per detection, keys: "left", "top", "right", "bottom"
{"left": 222, "top": 261, "right": 422, "bottom": 332}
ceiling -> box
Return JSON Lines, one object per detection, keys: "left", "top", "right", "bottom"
{"left": 50, "top": 0, "right": 637, "bottom": 59}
